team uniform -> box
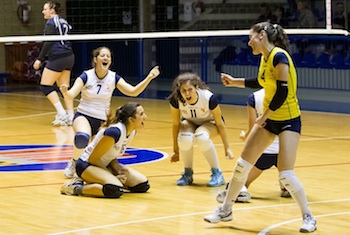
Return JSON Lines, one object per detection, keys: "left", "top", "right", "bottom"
{"left": 170, "top": 89, "right": 218, "bottom": 125}
{"left": 74, "top": 69, "right": 121, "bottom": 135}
{"left": 170, "top": 88, "right": 226, "bottom": 187}
{"left": 38, "top": 15, "right": 74, "bottom": 71}
{"left": 76, "top": 122, "right": 135, "bottom": 177}
{"left": 257, "top": 47, "right": 301, "bottom": 134}
{"left": 249, "top": 89, "right": 279, "bottom": 170}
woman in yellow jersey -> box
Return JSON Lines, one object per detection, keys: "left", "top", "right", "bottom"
{"left": 204, "top": 22, "right": 317, "bottom": 233}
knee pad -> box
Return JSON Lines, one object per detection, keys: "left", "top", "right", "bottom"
{"left": 102, "top": 184, "right": 123, "bottom": 198}
{"left": 194, "top": 131, "right": 212, "bottom": 151}
{"left": 232, "top": 157, "right": 253, "bottom": 182}
{"left": 40, "top": 85, "right": 56, "bottom": 96}
{"left": 279, "top": 170, "right": 303, "bottom": 194}
{"left": 74, "top": 132, "right": 90, "bottom": 149}
{"left": 177, "top": 132, "right": 194, "bottom": 151}
{"left": 128, "top": 181, "right": 150, "bottom": 193}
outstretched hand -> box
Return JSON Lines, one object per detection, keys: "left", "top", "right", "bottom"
{"left": 221, "top": 73, "right": 235, "bottom": 87}
{"left": 148, "top": 65, "right": 160, "bottom": 80}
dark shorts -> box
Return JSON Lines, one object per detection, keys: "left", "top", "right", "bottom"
{"left": 46, "top": 53, "right": 75, "bottom": 72}
{"left": 255, "top": 153, "right": 278, "bottom": 170}
{"left": 264, "top": 116, "right": 301, "bottom": 135}
{"left": 76, "top": 158, "right": 91, "bottom": 177}
{"left": 74, "top": 112, "right": 105, "bottom": 136}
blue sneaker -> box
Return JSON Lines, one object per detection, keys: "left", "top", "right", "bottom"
{"left": 177, "top": 168, "right": 193, "bottom": 186}
{"left": 207, "top": 168, "right": 225, "bottom": 187}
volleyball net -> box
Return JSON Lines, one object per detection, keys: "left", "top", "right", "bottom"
{"left": 1, "top": 0, "right": 350, "bottom": 97}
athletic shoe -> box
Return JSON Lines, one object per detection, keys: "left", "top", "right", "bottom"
{"left": 52, "top": 113, "right": 69, "bottom": 126}
{"left": 207, "top": 168, "right": 225, "bottom": 187}
{"left": 60, "top": 177, "right": 84, "bottom": 196}
{"left": 64, "top": 158, "right": 76, "bottom": 179}
{"left": 177, "top": 168, "right": 193, "bottom": 186}
{"left": 66, "top": 117, "right": 73, "bottom": 126}
{"left": 204, "top": 206, "right": 233, "bottom": 223}
{"left": 216, "top": 190, "right": 227, "bottom": 203}
{"left": 216, "top": 185, "right": 251, "bottom": 203}
{"left": 300, "top": 213, "right": 317, "bottom": 233}
{"left": 280, "top": 188, "right": 291, "bottom": 198}
{"left": 236, "top": 185, "right": 251, "bottom": 202}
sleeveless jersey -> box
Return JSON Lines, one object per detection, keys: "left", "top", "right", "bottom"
{"left": 249, "top": 89, "right": 279, "bottom": 154}
{"left": 172, "top": 89, "right": 216, "bottom": 126}
{"left": 257, "top": 47, "right": 301, "bottom": 121}
{"left": 80, "top": 122, "right": 136, "bottom": 167}
{"left": 77, "top": 68, "right": 121, "bottom": 120}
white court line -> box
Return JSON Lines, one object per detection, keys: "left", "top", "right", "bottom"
{"left": 258, "top": 211, "right": 350, "bottom": 235}
{"left": 47, "top": 198, "right": 350, "bottom": 235}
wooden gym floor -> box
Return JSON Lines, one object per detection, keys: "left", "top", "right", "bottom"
{"left": 0, "top": 90, "right": 349, "bottom": 235}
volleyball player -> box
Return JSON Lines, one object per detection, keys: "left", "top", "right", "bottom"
{"left": 61, "top": 102, "right": 150, "bottom": 198}
{"left": 33, "top": 1, "right": 75, "bottom": 126}
{"left": 204, "top": 22, "right": 317, "bottom": 233}
{"left": 216, "top": 89, "right": 291, "bottom": 203}
{"left": 168, "top": 72, "right": 234, "bottom": 187}
{"left": 60, "top": 46, "right": 160, "bottom": 179}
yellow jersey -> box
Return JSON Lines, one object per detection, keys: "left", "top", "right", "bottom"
{"left": 257, "top": 47, "right": 301, "bottom": 121}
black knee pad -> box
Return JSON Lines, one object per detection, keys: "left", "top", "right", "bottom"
{"left": 40, "top": 85, "right": 56, "bottom": 96}
{"left": 102, "top": 184, "right": 123, "bottom": 198}
{"left": 74, "top": 132, "right": 90, "bottom": 149}
{"left": 129, "top": 181, "right": 150, "bottom": 193}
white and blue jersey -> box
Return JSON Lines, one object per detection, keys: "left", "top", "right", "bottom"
{"left": 170, "top": 89, "right": 218, "bottom": 126}
{"left": 80, "top": 122, "right": 136, "bottom": 167}
{"left": 247, "top": 89, "right": 279, "bottom": 154}
{"left": 77, "top": 69, "right": 121, "bottom": 121}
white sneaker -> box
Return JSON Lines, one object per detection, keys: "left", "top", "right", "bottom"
{"left": 60, "top": 177, "right": 84, "bottom": 196}
{"left": 216, "top": 186, "right": 251, "bottom": 203}
{"left": 64, "top": 159, "right": 76, "bottom": 179}
{"left": 216, "top": 190, "right": 226, "bottom": 203}
{"left": 204, "top": 206, "right": 233, "bottom": 223}
{"left": 300, "top": 213, "right": 317, "bottom": 233}
{"left": 52, "top": 113, "right": 69, "bottom": 126}
{"left": 236, "top": 185, "right": 251, "bottom": 202}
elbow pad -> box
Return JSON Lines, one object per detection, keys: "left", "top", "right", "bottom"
{"left": 244, "top": 78, "right": 262, "bottom": 89}
{"left": 269, "top": 80, "right": 288, "bottom": 111}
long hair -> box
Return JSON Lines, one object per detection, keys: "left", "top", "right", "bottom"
{"left": 167, "top": 72, "right": 208, "bottom": 104}
{"left": 100, "top": 102, "right": 141, "bottom": 128}
{"left": 251, "top": 21, "right": 290, "bottom": 53}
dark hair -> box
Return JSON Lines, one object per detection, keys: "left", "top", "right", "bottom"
{"left": 251, "top": 21, "right": 290, "bottom": 53}
{"left": 45, "top": 1, "right": 61, "bottom": 14}
{"left": 91, "top": 46, "right": 111, "bottom": 67}
{"left": 167, "top": 72, "right": 209, "bottom": 104}
{"left": 101, "top": 102, "right": 141, "bottom": 128}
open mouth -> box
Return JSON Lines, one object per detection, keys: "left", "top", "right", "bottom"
{"left": 101, "top": 62, "right": 109, "bottom": 69}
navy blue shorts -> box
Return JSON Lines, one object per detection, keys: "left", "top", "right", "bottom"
{"left": 46, "top": 53, "right": 75, "bottom": 72}
{"left": 264, "top": 116, "right": 301, "bottom": 135}
{"left": 255, "top": 153, "right": 278, "bottom": 170}
{"left": 74, "top": 112, "right": 105, "bottom": 136}
{"left": 76, "top": 158, "right": 91, "bottom": 177}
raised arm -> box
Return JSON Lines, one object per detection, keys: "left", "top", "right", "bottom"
{"left": 116, "top": 65, "right": 160, "bottom": 97}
